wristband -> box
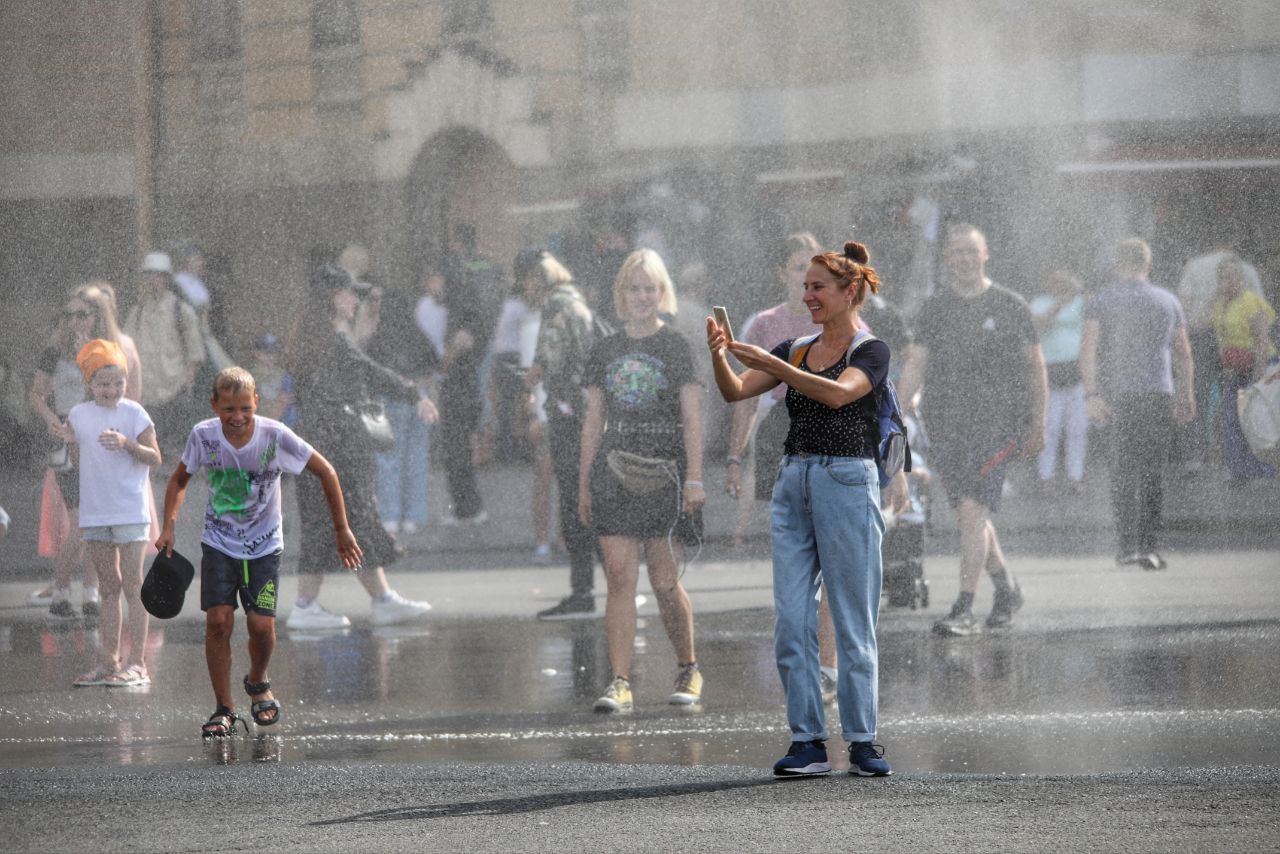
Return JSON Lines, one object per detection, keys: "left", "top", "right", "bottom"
{"left": 684, "top": 480, "right": 703, "bottom": 488}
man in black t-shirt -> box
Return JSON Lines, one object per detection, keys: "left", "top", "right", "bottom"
{"left": 898, "top": 224, "right": 1047, "bottom": 636}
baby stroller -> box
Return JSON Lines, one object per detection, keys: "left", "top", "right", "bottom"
{"left": 882, "top": 416, "right": 929, "bottom": 609}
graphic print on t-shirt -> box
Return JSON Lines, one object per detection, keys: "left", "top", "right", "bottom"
{"left": 183, "top": 417, "right": 312, "bottom": 559}
{"left": 605, "top": 353, "right": 670, "bottom": 408}
{"left": 208, "top": 468, "right": 252, "bottom": 517}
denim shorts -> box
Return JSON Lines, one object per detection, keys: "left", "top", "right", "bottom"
{"left": 81, "top": 523, "right": 150, "bottom": 544}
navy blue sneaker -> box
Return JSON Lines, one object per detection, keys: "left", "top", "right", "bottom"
{"left": 848, "top": 742, "right": 892, "bottom": 776}
{"left": 773, "top": 740, "right": 831, "bottom": 776}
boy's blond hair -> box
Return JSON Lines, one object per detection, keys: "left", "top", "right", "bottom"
{"left": 212, "top": 366, "right": 257, "bottom": 400}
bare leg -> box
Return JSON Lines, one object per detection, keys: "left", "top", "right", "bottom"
{"left": 600, "top": 536, "right": 641, "bottom": 679}
{"left": 54, "top": 509, "right": 85, "bottom": 591}
{"left": 643, "top": 538, "right": 695, "bottom": 665}
{"left": 205, "top": 605, "right": 236, "bottom": 710}
{"left": 86, "top": 541, "right": 121, "bottom": 669}
{"left": 733, "top": 454, "right": 756, "bottom": 548}
{"left": 817, "top": 584, "right": 837, "bottom": 671}
{"left": 245, "top": 611, "right": 278, "bottom": 723}
{"left": 355, "top": 565, "right": 391, "bottom": 600}
{"left": 957, "top": 498, "right": 990, "bottom": 595}
{"left": 296, "top": 573, "right": 323, "bottom": 601}
{"left": 117, "top": 541, "right": 149, "bottom": 670}
{"left": 984, "top": 520, "right": 1008, "bottom": 574}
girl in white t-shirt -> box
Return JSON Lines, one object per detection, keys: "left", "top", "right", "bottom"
{"left": 67, "top": 340, "right": 162, "bottom": 688}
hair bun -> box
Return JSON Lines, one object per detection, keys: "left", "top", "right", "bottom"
{"left": 843, "top": 241, "right": 869, "bottom": 265}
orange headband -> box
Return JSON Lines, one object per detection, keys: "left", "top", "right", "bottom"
{"left": 76, "top": 339, "right": 127, "bottom": 384}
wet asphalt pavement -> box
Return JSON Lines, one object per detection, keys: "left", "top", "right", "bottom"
{"left": 1, "top": 465, "right": 1278, "bottom": 850}
{"left": 3, "top": 611, "right": 1279, "bottom": 776}
{"left": 2, "top": 547, "right": 1280, "bottom": 851}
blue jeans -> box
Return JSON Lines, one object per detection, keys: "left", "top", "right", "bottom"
{"left": 771, "top": 455, "right": 884, "bottom": 742}
{"left": 375, "top": 400, "right": 431, "bottom": 526}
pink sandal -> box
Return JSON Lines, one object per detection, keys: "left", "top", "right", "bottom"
{"left": 104, "top": 664, "right": 150, "bottom": 688}
{"left": 73, "top": 664, "right": 117, "bottom": 687}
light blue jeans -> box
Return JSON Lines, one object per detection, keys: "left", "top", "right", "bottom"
{"left": 771, "top": 454, "right": 884, "bottom": 742}
{"left": 374, "top": 399, "right": 431, "bottom": 526}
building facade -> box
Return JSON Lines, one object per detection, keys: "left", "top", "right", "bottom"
{"left": 3, "top": 0, "right": 1279, "bottom": 361}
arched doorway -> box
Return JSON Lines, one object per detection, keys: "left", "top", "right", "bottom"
{"left": 406, "top": 127, "right": 519, "bottom": 279}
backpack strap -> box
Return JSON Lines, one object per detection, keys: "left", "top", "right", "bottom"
{"left": 844, "top": 329, "right": 879, "bottom": 363}
{"left": 786, "top": 333, "right": 821, "bottom": 368}
{"left": 788, "top": 330, "right": 878, "bottom": 370}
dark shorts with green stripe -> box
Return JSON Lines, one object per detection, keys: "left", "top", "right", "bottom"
{"left": 200, "top": 544, "right": 282, "bottom": 617}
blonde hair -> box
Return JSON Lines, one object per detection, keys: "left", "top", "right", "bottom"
{"left": 1116, "top": 238, "right": 1152, "bottom": 275}
{"left": 212, "top": 366, "right": 257, "bottom": 400}
{"left": 532, "top": 253, "right": 573, "bottom": 289}
{"left": 613, "top": 249, "right": 677, "bottom": 320}
{"left": 73, "top": 283, "right": 123, "bottom": 345}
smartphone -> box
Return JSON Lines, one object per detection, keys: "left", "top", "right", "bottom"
{"left": 712, "top": 305, "right": 734, "bottom": 342}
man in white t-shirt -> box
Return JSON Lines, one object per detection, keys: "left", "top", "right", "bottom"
{"left": 158, "top": 367, "right": 362, "bottom": 737}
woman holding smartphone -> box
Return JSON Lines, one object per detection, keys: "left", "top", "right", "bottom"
{"left": 708, "top": 241, "right": 905, "bottom": 777}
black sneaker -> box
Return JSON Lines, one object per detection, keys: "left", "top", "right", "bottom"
{"left": 848, "top": 741, "right": 893, "bottom": 777}
{"left": 1116, "top": 553, "right": 1144, "bottom": 568}
{"left": 773, "top": 739, "right": 831, "bottom": 776}
{"left": 933, "top": 605, "right": 980, "bottom": 637}
{"left": 986, "top": 582, "right": 1024, "bottom": 629}
{"left": 537, "top": 593, "right": 596, "bottom": 621}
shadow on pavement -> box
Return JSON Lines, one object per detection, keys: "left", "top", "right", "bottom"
{"left": 311, "top": 776, "right": 781, "bottom": 824}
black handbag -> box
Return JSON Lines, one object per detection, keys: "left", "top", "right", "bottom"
{"left": 343, "top": 402, "right": 396, "bottom": 452}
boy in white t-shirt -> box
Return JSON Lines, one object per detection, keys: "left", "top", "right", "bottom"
{"left": 68, "top": 340, "right": 162, "bottom": 688}
{"left": 158, "top": 367, "right": 362, "bottom": 737}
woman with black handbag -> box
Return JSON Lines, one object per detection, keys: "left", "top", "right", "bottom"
{"left": 285, "top": 265, "right": 435, "bottom": 630}
{"left": 578, "top": 249, "right": 706, "bottom": 713}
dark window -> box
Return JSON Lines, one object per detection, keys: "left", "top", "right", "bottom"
{"left": 312, "top": 0, "right": 361, "bottom": 49}
{"left": 191, "top": 0, "right": 241, "bottom": 62}
{"left": 442, "top": 0, "right": 494, "bottom": 37}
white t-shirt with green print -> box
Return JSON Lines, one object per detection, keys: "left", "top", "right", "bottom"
{"left": 181, "top": 416, "right": 313, "bottom": 559}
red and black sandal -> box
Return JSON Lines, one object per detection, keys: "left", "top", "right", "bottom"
{"left": 244, "top": 675, "right": 281, "bottom": 727}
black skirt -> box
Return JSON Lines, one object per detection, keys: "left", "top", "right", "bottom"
{"left": 588, "top": 453, "right": 703, "bottom": 545}
{"left": 297, "top": 448, "right": 399, "bottom": 573}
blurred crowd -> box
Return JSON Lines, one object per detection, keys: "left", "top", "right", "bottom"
{"left": 3, "top": 220, "right": 1277, "bottom": 623}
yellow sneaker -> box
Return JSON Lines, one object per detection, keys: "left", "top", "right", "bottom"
{"left": 669, "top": 663, "right": 703, "bottom": 705}
{"left": 593, "top": 676, "right": 633, "bottom": 713}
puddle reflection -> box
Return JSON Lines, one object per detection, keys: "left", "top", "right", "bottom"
{"left": 1, "top": 611, "right": 1276, "bottom": 775}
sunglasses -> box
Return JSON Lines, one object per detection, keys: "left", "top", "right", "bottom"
{"left": 62, "top": 309, "right": 94, "bottom": 320}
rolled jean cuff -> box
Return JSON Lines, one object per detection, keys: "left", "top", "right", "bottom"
{"left": 792, "top": 732, "right": 828, "bottom": 743}
{"left": 842, "top": 730, "right": 875, "bottom": 742}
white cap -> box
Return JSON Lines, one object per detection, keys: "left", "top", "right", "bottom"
{"left": 141, "top": 252, "right": 172, "bottom": 274}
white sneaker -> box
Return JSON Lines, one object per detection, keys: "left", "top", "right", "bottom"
{"left": 532, "top": 542, "right": 552, "bottom": 564}
{"left": 371, "top": 591, "right": 432, "bottom": 626}
{"left": 401, "top": 521, "right": 418, "bottom": 534}
{"left": 285, "top": 601, "right": 351, "bottom": 630}
{"left": 28, "top": 587, "right": 53, "bottom": 607}
{"left": 383, "top": 520, "right": 401, "bottom": 534}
